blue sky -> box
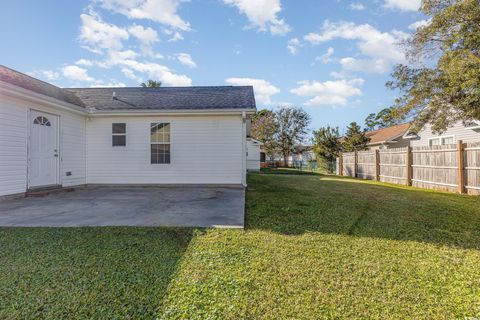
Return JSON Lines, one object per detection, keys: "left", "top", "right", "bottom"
{"left": 0, "top": 0, "right": 427, "bottom": 132}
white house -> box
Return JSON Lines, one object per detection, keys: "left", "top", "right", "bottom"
{"left": 406, "top": 121, "right": 480, "bottom": 146}
{"left": 0, "top": 65, "right": 256, "bottom": 198}
{"left": 365, "top": 123, "right": 412, "bottom": 150}
{"left": 246, "top": 138, "right": 262, "bottom": 171}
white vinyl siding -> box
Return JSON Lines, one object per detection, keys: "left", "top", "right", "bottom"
{"left": 0, "top": 94, "right": 86, "bottom": 196}
{"left": 0, "top": 95, "right": 27, "bottom": 196}
{"left": 246, "top": 139, "right": 261, "bottom": 171}
{"left": 86, "top": 115, "right": 243, "bottom": 185}
{"left": 412, "top": 121, "right": 480, "bottom": 147}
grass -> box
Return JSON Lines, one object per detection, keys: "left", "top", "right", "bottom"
{"left": 1, "top": 174, "right": 480, "bottom": 319}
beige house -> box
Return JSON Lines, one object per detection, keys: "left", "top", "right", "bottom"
{"left": 365, "top": 123, "right": 411, "bottom": 150}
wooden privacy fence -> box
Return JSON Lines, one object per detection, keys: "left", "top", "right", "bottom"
{"left": 337, "top": 141, "right": 480, "bottom": 195}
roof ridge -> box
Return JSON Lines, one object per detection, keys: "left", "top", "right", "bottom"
{"left": 66, "top": 85, "right": 253, "bottom": 90}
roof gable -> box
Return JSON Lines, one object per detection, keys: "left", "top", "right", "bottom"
{"left": 366, "top": 123, "right": 411, "bottom": 144}
{"left": 0, "top": 65, "right": 85, "bottom": 107}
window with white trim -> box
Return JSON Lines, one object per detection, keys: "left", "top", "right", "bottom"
{"left": 150, "top": 123, "right": 170, "bottom": 164}
{"left": 429, "top": 136, "right": 454, "bottom": 146}
{"left": 112, "top": 123, "right": 126, "bottom": 146}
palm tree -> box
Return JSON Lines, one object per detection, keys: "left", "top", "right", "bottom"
{"left": 140, "top": 80, "right": 162, "bottom": 88}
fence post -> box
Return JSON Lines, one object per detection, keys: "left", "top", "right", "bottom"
{"left": 457, "top": 140, "right": 465, "bottom": 194}
{"left": 406, "top": 146, "right": 412, "bottom": 186}
{"left": 354, "top": 151, "right": 358, "bottom": 178}
{"left": 338, "top": 154, "right": 343, "bottom": 176}
{"left": 375, "top": 149, "right": 380, "bottom": 181}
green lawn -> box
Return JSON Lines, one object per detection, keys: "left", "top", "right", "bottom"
{"left": 1, "top": 174, "right": 480, "bottom": 319}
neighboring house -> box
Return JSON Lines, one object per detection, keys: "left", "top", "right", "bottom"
{"left": 246, "top": 138, "right": 263, "bottom": 171}
{"left": 365, "top": 123, "right": 411, "bottom": 150}
{"left": 260, "top": 145, "right": 316, "bottom": 167}
{"left": 0, "top": 65, "right": 256, "bottom": 198}
{"left": 406, "top": 121, "right": 480, "bottom": 147}
{"left": 288, "top": 145, "right": 316, "bottom": 165}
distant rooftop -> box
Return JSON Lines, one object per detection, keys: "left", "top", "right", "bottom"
{"left": 0, "top": 65, "right": 256, "bottom": 111}
{"left": 366, "top": 123, "right": 411, "bottom": 144}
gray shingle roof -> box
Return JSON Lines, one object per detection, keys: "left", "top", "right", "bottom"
{"left": 0, "top": 65, "right": 86, "bottom": 107}
{"left": 0, "top": 65, "right": 256, "bottom": 112}
{"left": 66, "top": 86, "right": 256, "bottom": 111}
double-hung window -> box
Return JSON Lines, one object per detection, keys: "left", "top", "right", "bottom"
{"left": 429, "top": 136, "right": 454, "bottom": 146}
{"left": 112, "top": 123, "right": 126, "bottom": 146}
{"left": 151, "top": 123, "right": 171, "bottom": 164}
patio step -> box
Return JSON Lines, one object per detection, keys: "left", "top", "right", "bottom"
{"left": 26, "top": 186, "right": 75, "bottom": 197}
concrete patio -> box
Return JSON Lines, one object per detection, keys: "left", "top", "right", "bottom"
{"left": 0, "top": 186, "right": 245, "bottom": 228}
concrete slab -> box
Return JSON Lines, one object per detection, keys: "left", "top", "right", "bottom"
{"left": 0, "top": 186, "right": 245, "bottom": 228}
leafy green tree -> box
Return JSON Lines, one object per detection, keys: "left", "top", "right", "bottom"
{"left": 342, "top": 122, "right": 370, "bottom": 152}
{"left": 387, "top": 0, "right": 480, "bottom": 133}
{"left": 140, "top": 80, "right": 162, "bottom": 88}
{"left": 275, "top": 107, "right": 311, "bottom": 166}
{"left": 364, "top": 107, "right": 403, "bottom": 130}
{"left": 250, "top": 109, "right": 279, "bottom": 160}
{"left": 312, "top": 126, "right": 342, "bottom": 162}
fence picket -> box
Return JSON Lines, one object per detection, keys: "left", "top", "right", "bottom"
{"left": 336, "top": 142, "right": 480, "bottom": 195}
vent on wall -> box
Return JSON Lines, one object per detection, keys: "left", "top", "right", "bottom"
{"left": 66, "top": 171, "right": 72, "bottom": 176}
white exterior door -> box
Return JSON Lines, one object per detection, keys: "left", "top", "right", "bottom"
{"left": 29, "top": 110, "right": 59, "bottom": 188}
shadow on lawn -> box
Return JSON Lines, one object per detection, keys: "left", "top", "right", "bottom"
{"left": 246, "top": 173, "right": 480, "bottom": 250}
{"left": 0, "top": 227, "right": 199, "bottom": 319}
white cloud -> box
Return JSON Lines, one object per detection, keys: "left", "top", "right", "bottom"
{"left": 349, "top": 2, "right": 365, "bottom": 10}
{"left": 76, "top": 6, "right": 192, "bottom": 87}
{"left": 287, "top": 37, "right": 301, "bottom": 55}
{"left": 79, "top": 12, "right": 129, "bottom": 53}
{"left": 314, "top": 47, "right": 335, "bottom": 64}
{"left": 408, "top": 19, "right": 431, "bottom": 30}
{"left": 175, "top": 53, "right": 197, "bottom": 68}
{"left": 121, "top": 68, "right": 143, "bottom": 82}
{"left": 225, "top": 77, "right": 280, "bottom": 105}
{"left": 128, "top": 24, "right": 159, "bottom": 45}
{"left": 223, "top": 0, "right": 291, "bottom": 36}
{"left": 384, "top": 0, "right": 420, "bottom": 11}
{"left": 75, "top": 59, "right": 94, "bottom": 67}
{"left": 291, "top": 78, "right": 364, "bottom": 107}
{"left": 40, "top": 70, "right": 60, "bottom": 81}
{"left": 62, "top": 65, "right": 95, "bottom": 82}
{"left": 117, "top": 59, "right": 192, "bottom": 86}
{"left": 304, "top": 21, "right": 408, "bottom": 74}
{"left": 91, "top": 80, "right": 127, "bottom": 87}
{"left": 97, "top": 0, "right": 190, "bottom": 31}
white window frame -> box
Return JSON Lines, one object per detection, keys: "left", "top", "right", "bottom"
{"left": 150, "top": 122, "right": 171, "bottom": 164}
{"left": 441, "top": 135, "right": 455, "bottom": 145}
{"left": 112, "top": 123, "right": 126, "bottom": 147}
{"left": 428, "top": 135, "right": 455, "bottom": 146}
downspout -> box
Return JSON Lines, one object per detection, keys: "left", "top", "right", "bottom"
{"left": 242, "top": 111, "right": 247, "bottom": 187}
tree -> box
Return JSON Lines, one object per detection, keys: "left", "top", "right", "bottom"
{"left": 312, "top": 126, "right": 342, "bottom": 162}
{"left": 141, "top": 80, "right": 162, "bottom": 88}
{"left": 364, "top": 107, "right": 403, "bottom": 130}
{"left": 250, "top": 109, "right": 278, "bottom": 160}
{"left": 342, "top": 122, "right": 370, "bottom": 152}
{"left": 275, "top": 107, "right": 311, "bottom": 166}
{"left": 387, "top": 0, "right": 480, "bottom": 133}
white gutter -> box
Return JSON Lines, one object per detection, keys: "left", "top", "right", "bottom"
{"left": 241, "top": 111, "right": 247, "bottom": 187}
{"left": 0, "top": 81, "right": 87, "bottom": 115}
{"left": 88, "top": 108, "right": 256, "bottom": 117}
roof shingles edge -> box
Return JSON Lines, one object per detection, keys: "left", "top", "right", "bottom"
{"left": 1, "top": 65, "right": 256, "bottom": 112}
{"left": 66, "top": 86, "right": 256, "bottom": 111}
{"left": 366, "top": 123, "right": 411, "bottom": 144}
{"left": 0, "top": 65, "right": 85, "bottom": 107}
